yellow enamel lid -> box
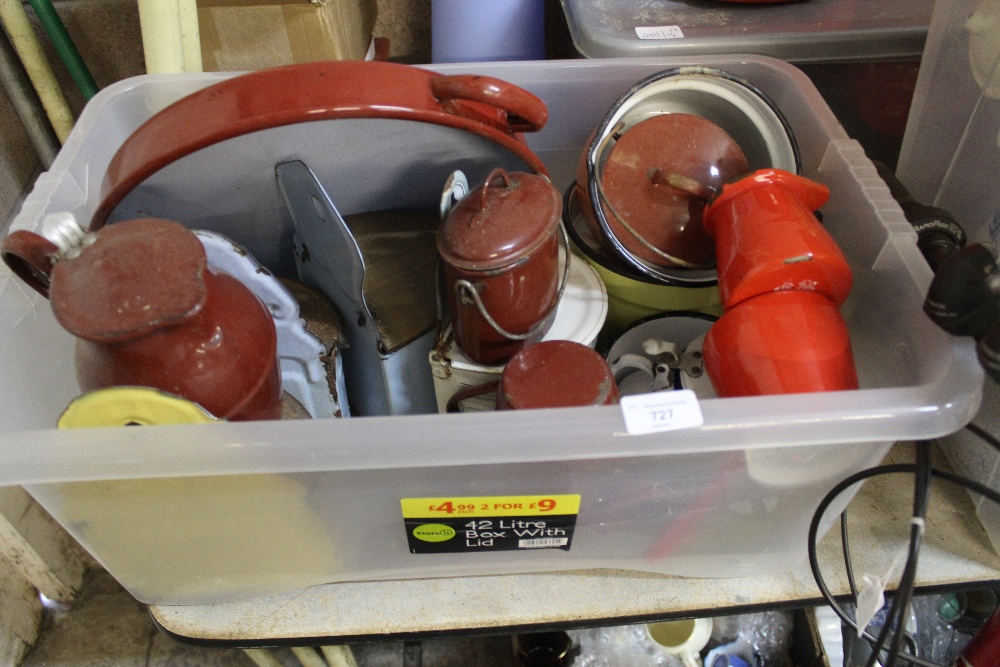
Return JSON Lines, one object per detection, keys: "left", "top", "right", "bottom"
{"left": 58, "top": 387, "right": 218, "bottom": 428}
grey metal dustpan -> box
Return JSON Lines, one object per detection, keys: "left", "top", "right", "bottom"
{"left": 276, "top": 160, "right": 438, "bottom": 416}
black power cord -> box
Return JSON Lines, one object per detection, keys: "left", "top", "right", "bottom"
{"left": 966, "top": 422, "right": 1000, "bottom": 453}
{"left": 821, "top": 164, "right": 1000, "bottom": 667}
{"left": 883, "top": 442, "right": 931, "bottom": 667}
{"left": 859, "top": 442, "right": 930, "bottom": 667}
{"left": 808, "top": 450, "right": 1000, "bottom": 667}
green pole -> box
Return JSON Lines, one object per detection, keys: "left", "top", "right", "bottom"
{"left": 26, "top": 0, "right": 98, "bottom": 100}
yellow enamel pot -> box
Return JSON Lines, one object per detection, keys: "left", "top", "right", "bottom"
{"left": 563, "top": 186, "right": 721, "bottom": 345}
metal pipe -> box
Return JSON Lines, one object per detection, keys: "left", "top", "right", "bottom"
{"left": 26, "top": 0, "right": 98, "bottom": 100}
{"left": 0, "top": 0, "right": 73, "bottom": 142}
{"left": 138, "top": 0, "right": 201, "bottom": 73}
{"left": 0, "top": 24, "right": 58, "bottom": 167}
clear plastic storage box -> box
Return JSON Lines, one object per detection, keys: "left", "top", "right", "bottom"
{"left": 898, "top": 0, "right": 1000, "bottom": 556}
{"left": 0, "top": 55, "right": 983, "bottom": 605}
{"left": 556, "top": 0, "right": 936, "bottom": 171}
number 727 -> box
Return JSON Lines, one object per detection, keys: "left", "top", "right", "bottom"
{"left": 650, "top": 409, "right": 673, "bottom": 423}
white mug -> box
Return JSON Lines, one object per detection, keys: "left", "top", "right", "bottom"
{"left": 645, "top": 618, "right": 714, "bottom": 667}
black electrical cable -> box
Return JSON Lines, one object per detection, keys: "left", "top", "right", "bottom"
{"left": 811, "top": 463, "right": 990, "bottom": 667}
{"left": 966, "top": 422, "right": 1000, "bottom": 453}
{"left": 860, "top": 443, "right": 931, "bottom": 667}
{"left": 842, "top": 511, "right": 891, "bottom": 667}
{"left": 841, "top": 513, "right": 859, "bottom": 598}
{"left": 808, "top": 461, "right": 1000, "bottom": 667}
{"left": 886, "top": 442, "right": 932, "bottom": 667}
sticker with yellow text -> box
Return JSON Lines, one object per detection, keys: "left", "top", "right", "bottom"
{"left": 401, "top": 495, "right": 580, "bottom": 554}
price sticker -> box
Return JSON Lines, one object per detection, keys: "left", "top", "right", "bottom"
{"left": 635, "top": 25, "right": 685, "bottom": 40}
{"left": 401, "top": 495, "right": 581, "bottom": 554}
{"left": 620, "top": 390, "right": 704, "bottom": 435}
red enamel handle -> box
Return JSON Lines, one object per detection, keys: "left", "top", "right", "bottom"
{"left": 1, "top": 230, "right": 58, "bottom": 298}
{"left": 431, "top": 74, "right": 548, "bottom": 134}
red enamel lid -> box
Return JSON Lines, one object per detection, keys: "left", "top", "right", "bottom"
{"left": 50, "top": 218, "right": 208, "bottom": 343}
{"left": 598, "top": 113, "right": 749, "bottom": 268}
{"left": 438, "top": 168, "right": 561, "bottom": 272}
{"left": 499, "top": 340, "right": 619, "bottom": 409}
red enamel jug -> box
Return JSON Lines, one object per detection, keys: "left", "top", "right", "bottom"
{"left": 2, "top": 217, "right": 282, "bottom": 421}
{"left": 702, "top": 289, "right": 859, "bottom": 398}
{"left": 703, "top": 169, "right": 852, "bottom": 309}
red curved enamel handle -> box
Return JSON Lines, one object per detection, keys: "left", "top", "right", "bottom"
{"left": 1, "top": 230, "right": 58, "bottom": 298}
{"left": 430, "top": 75, "right": 548, "bottom": 134}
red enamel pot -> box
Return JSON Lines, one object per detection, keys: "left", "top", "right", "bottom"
{"left": 91, "top": 60, "right": 549, "bottom": 230}
{"left": 702, "top": 289, "right": 859, "bottom": 398}
{"left": 497, "top": 340, "right": 620, "bottom": 410}
{"left": 703, "top": 169, "right": 852, "bottom": 308}
{"left": 439, "top": 168, "right": 564, "bottom": 366}
{"left": 1, "top": 219, "right": 281, "bottom": 421}
{"left": 575, "top": 113, "right": 749, "bottom": 270}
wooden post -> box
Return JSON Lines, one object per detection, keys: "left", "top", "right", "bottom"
{"left": 0, "top": 486, "right": 87, "bottom": 603}
{"left": 0, "top": 554, "right": 42, "bottom": 665}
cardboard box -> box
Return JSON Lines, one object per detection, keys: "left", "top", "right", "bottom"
{"left": 198, "top": 0, "right": 376, "bottom": 71}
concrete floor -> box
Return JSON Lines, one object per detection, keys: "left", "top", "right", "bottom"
{"left": 20, "top": 569, "right": 518, "bottom": 667}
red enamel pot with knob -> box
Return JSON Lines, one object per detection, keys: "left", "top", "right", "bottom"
{"left": 575, "top": 113, "right": 750, "bottom": 270}
{"left": 438, "top": 168, "right": 565, "bottom": 366}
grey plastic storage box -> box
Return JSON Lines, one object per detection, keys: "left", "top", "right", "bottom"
{"left": 0, "top": 55, "right": 983, "bottom": 606}
{"left": 557, "top": 0, "right": 935, "bottom": 172}
{"left": 559, "top": 0, "right": 935, "bottom": 63}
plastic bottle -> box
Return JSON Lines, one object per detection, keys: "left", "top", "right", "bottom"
{"left": 431, "top": 0, "right": 544, "bottom": 63}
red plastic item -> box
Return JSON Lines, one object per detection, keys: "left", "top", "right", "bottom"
{"left": 91, "top": 61, "right": 549, "bottom": 230}
{"left": 498, "top": 340, "right": 620, "bottom": 410}
{"left": 703, "top": 168, "right": 852, "bottom": 308}
{"left": 702, "top": 290, "right": 859, "bottom": 398}
{"left": 958, "top": 608, "right": 1000, "bottom": 667}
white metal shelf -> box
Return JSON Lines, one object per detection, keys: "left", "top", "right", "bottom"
{"left": 150, "top": 443, "right": 1000, "bottom": 646}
